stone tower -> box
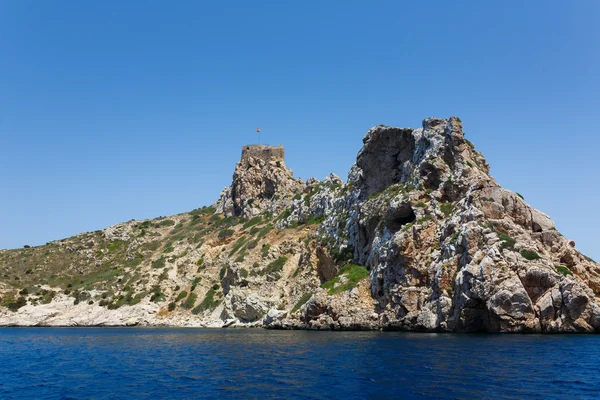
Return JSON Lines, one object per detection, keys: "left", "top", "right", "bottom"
{"left": 215, "top": 144, "right": 303, "bottom": 217}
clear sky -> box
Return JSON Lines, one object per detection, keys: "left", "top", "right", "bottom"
{"left": 1, "top": 1, "right": 598, "bottom": 261}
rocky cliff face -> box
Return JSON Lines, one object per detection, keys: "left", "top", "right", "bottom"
{"left": 1, "top": 117, "right": 599, "bottom": 332}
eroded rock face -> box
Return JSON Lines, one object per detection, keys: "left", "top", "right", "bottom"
{"left": 266, "top": 117, "right": 600, "bottom": 333}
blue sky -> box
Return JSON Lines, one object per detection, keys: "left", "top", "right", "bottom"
{"left": 1, "top": 1, "right": 598, "bottom": 261}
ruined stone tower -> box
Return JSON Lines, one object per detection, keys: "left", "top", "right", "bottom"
{"left": 240, "top": 145, "right": 285, "bottom": 164}
{"left": 215, "top": 144, "right": 304, "bottom": 217}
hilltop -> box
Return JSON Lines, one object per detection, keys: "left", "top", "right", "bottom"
{"left": 1, "top": 117, "right": 599, "bottom": 332}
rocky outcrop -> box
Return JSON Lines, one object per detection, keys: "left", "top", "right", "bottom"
{"left": 215, "top": 144, "right": 305, "bottom": 217}
{"left": 2, "top": 117, "right": 599, "bottom": 332}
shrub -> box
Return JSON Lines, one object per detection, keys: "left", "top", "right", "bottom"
{"left": 516, "top": 193, "right": 524, "bottom": 200}
{"left": 196, "top": 258, "right": 204, "bottom": 266}
{"left": 5, "top": 297, "right": 27, "bottom": 311}
{"left": 151, "top": 257, "right": 166, "bottom": 269}
{"left": 440, "top": 202, "right": 455, "bottom": 217}
{"left": 23, "top": 245, "right": 30, "bottom": 248}
{"left": 175, "top": 291, "right": 188, "bottom": 301}
{"left": 157, "top": 219, "right": 176, "bottom": 227}
{"left": 414, "top": 202, "right": 427, "bottom": 208}
{"left": 465, "top": 161, "right": 473, "bottom": 168}
{"left": 256, "top": 225, "right": 273, "bottom": 239}
{"left": 276, "top": 209, "right": 292, "bottom": 222}
{"left": 182, "top": 293, "right": 197, "bottom": 309}
{"left": 218, "top": 229, "right": 234, "bottom": 239}
{"left": 168, "top": 302, "right": 176, "bottom": 312}
{"left": 320, "top": 264, "right": 369, "bottom": 295}
{"left": 240, "top": 269, "right": 249, "bottom": 278}
{"left": 191, "top": 277, "right": 201, "bottom": 291}
{"left": 498, "top": 232, "right": 516, "bottom": 252}
{"left": 243, "top": 216, "right": 263, "bottom": 229}
{"left": 520, "top": 250, "right": 541, "bottom": 261}
{"left": 219, "top": 267, "right": 227, "bottom": 280}
{"left": 192, "top": 289, "right": 220, "bottom": 314}
{"left": 556, "top": 265, "right": 573, "bottom": 277}
{"left": 291, "top": 293, "right": 313, "bottom": 313}
{"left": 261, "top": 244, "right": 271, "bottom": 258}
{"left": 417, "top": 215, "right": 431, "bottom": 224}
{"left": 265, "top": 257, "right": 288, "bottom": 276}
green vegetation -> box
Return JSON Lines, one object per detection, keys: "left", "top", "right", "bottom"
{"left": 416, "top": 215, "right": 431, "bottom": 224}
{"left": 465, "top": 139, "right": 474, "bottom": 148}
{"left": 151, "top": 257, "right": 166, "bottom": 269}
{"left": 440, "top": 202, "right": 455, "bottom": 217}
{"left": 218, "top": 229, "right": 234, "bottom": 239}
{"left": 556, "top": 265, "right": 573, "bottom": 277}
{"left": 465, "top": 161, "right": 473, "bottom": 168}
{"left": 320, "top": 264, "right": 369, "bottom": 295}
{"left": 516, "top": 192, "right": 524, "bottom": 200}
{"left": 256, "top": 225, "right": 273, "bottom": 240}
{"left": 414, "top": 202, "right": 427, "bottom": 208}
{"left": 175, "top": 291, "right": 188, "bottom": 301}
{"left": 261, "top": 243, "right": 271, "bottom": 258}
{"left": 520, "top": 249, "right": 541, "bottom": 261}
{"left": 498, "top": 232, "right": 516, "bottom": 252}
{"left": 156, "top": 219, "right": 176, "bottom": 228}
{"left": 242, "top": 216, "right": 263, "bottom": 229}
{"left": 291, "top": 293, "right": 313, "bottom": 313}
{"left": 182, "top": 292, "right": 197, "bottom": 309}
{"left": 192, "top": 289, "right": 220, "bottom": 314}
{"left": 276, "top": 209, "right": 292, "bottom": 222}
{"left": 265, "top": 257, "right": 288, "bottom": 276}
{"left": 229, "top": 236, "right": 249, "bottom": 256}
{"left": 191, "top": 277, "right": 202, "bottom": 291}
{"left": 3, "top": 296, "right": 27, "bottom": 311}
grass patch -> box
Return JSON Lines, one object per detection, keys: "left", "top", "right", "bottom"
{"left": 440, "top": 202, "right": 455, "bottom": 217}
{"left": 556, "top": 265, "right": 573, "bottom": 277}
{"left": 256, "top": 225, "right": 273, "bottom": 240}
{"left": 291, "top": 293, "right": 313, "bottom": 313}
{"left": 242, "top": 216, "right": 263, "bottom": 229}
{"left": 182, "top": 292, "right": 197, "bottom": 309}
{"left": 156, "top": 219, "right": 176, "bottom": 227}
{"left": 261, "top": 244, "right": 271, "bottom": 258}
{"left": 218, "top": 229, "right": 234, "bottom": 239}
{"left": 320, "top": 264, "right": 369, "bottom": 295}
{"left": 265, "top": 257, "right": 288, "bottom": 276}
{"left": 498, "top": 232, "right": 516, "bottom": 252}
{"left": 192, "top": 289, "right": 220, "bottom": 314}
{"left": 151, "top": 257, "right": 166, "bottom": 269}
{"left": 520, "top": 250, "right": 541, "bottom": 261}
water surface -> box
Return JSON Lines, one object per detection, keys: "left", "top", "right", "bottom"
{"left": 0, "top": 328, "right": 598, "bottom": 399}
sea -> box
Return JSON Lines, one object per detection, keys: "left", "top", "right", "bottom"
{"left": 0, "top": 328, "right": 598, "bottom": 399}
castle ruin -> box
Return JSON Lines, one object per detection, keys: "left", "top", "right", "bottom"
{"left": 241, "top": 144, "right": 284, "bottom": 164}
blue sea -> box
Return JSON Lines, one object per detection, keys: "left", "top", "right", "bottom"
{"left": 0, "top": 328, "right": 598, "bottom": 399}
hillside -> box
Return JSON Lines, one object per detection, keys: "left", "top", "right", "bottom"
{"left": 1, "top": 117, "right": 599, "bottom": 332}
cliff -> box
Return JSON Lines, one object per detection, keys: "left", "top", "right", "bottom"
{"left": 1, "top": 117, "right": 599, "bottom": 332}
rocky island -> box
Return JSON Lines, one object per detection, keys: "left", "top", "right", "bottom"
{"left": 1, "top": 117, "right": 598, "bottom": 332}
